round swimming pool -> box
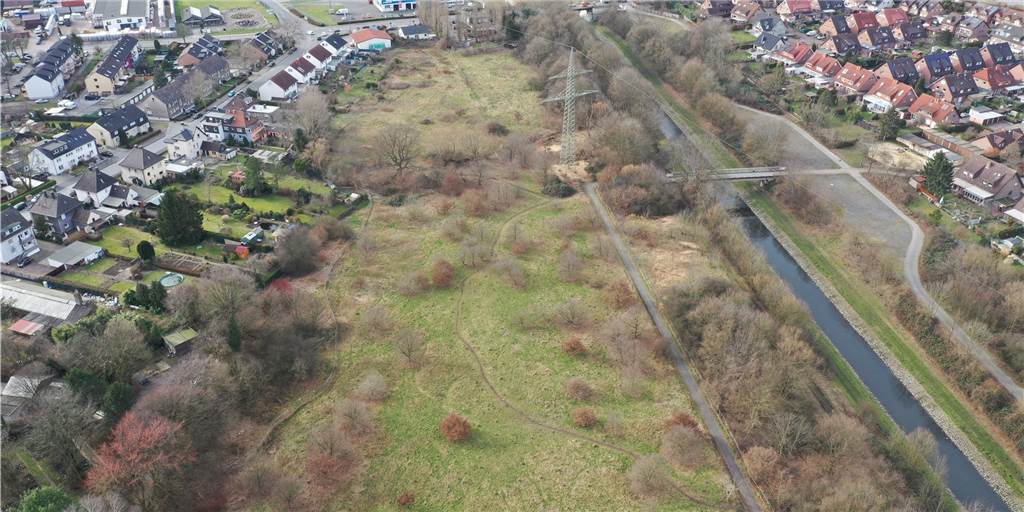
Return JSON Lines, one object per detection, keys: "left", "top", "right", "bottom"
{"left": 158, "top": 272, "right": 185, "bottom": 288}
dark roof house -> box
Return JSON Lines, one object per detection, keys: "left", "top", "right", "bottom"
{"left": 952, "top": 47, "right": 985, "bottom": 72}
{"left": 877, "top": 57, "right": 920, "bottom": 84}
{"left": 93, "top": 35, "right": 138, "bottom": 79}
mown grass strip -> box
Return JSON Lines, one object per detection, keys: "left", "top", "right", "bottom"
{"left": 744, "top": 189, "right": 1024, "bottom": 498}
{"left": 13, "top": 447, "right": 59, "bottom": 487}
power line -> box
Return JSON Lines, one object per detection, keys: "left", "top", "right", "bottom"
{"left": 542, "top": 47, "right": 597, "bottom": 165}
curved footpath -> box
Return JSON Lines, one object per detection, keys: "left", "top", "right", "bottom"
{"left": 584, "top": 183, "right": 764, "bottom": 512}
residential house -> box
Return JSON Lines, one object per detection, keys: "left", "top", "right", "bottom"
{"left": 141, "top": 55, "right": 229, "bottom": 119}
{"left": 397, "top": 23, "right": 436, "bottom": 39}
{"left": 952, "top": 157, "right": 1024, "bottom": 209}
{"left": 119, "top": 148, "right": 166, "bottom": 186}
{"left": 249, "top": 30, "right": 284, "bottom": 61}
{"left": 930, "top": 72, "right": 979, "bottom": 104}
{"left": 772, "top": 41, "right": 813, "bottom": 65}
{"left": 891, "top": 21, "right": 928, "bottom": 43}
{"left": 916, "top": 52, "right": 955, "bottom": 82}
{"left": 847, "top": 11, "right": 879, "bottom": 32}
{"left": 1006, "top": 196, "right": 1024, "bottom": 225}
{"left": 24, "top": 39, "right": 77, "bottom": 100}
{"left": 751, "top": 14, "right": 788, "bottom": 37}
{"left": 732, "top": 1, "right": 762, "bottom": 25}
{"left": 85, "top": 35, "right": 140, "bottom": 96}
{"left": 834, "top": 62, "right": 879, "bottom": 95}
{"left": 28, "top": 128, "right": 97, "bottom": 175}
{"left": 202, "top": 96, "right": 268, "bottom": 144}
{"left": 908, "top": 94, "right": 960, "bottom": 127}
{"left": 813, "top": 0, "right": 845, "bottom": 12}
{"left": 803, "top": 51, "right": 843, "bottom": 78}
{"left": 177, "top": 34, "right": 223, "bottom": 68}
{"left": 972, "top": 129, "right": 1024, "bottom": 157}
{"left": 164, "top": 127, "right": 204, "bottom": 161}
{"left": 70, "top": 170, "right": 116, "bottom": 208}
{"left": 955, "top": 17, "right": 989, "bottom": 42}
{"left": 285, "top": 56, "right": 317, "bottom": 83}
{"left": 858, "top": 25, "right": 896, "bottom": 50}
{"left": 821, "top": 15, "right": 851, "bottom": 36}
{"left": 1009, "top": 63, "right": 1024, "bottom": 82}
{"left": 951, "top": 47, "right": 986, "bottom": 73}
{"left": 989, "top": 24, "right": 1024, "bottom": 55}
{"left": 85, "top": 104, "right": 150, "bottom": 148}
{"left": 863, "top": 76, "right": 917, "bottom": 112}
{"left": 775, "top": 0, "right": 814, "bottom": 20}
{"left": 321, "top": 33, "right": 347, "bottom": 54}
{"left": 45, "top": 241, "right": 104, "bottom": 270}
{"left": 372, "top": 0, "right": 415, "bottom": 12}
{"left": 822, "top": 33, "right": 862, "bottom": 55}
{"left": 876, "top": 7, "right": 908, "bottom": 26}
{"left": 303, "top": 44, "right": 333, "bottom": 69}
{"left": 902, "top": 0, "right": 943, "bottom": 18}
{"left": 258, "top": 70, "right": 299, "bottom": 101}
{"left": 974, "top": 66, "right": 1019, "bottom": 92}
{"left": 968, "top": 106, "right": 1004, "bottom": 126}
{"left": 753, "top": 33, "right": 786, "bottom": 56}
{"left": 1, "top": 208, "right": 39, "bottom": 264}
{"left": 699, "top": 0, "right": 732, "bottom": 19}
{"left": 181, "top": 5, "right": 224, "bottom": 26}
{"left": 875, "top": 56, "right": 920, "bottom": 85}
{"left": 981, "top": 41, "right": 1018, "bottom": 68}
{"left": 199, "top": 140, "right": 236, "bottom": 160}
{"left": 28, "top": 191, "right": 82, "bottom": 240}
{"left": 350, "top": 28, "right": 393, "bottom": 50}
{"left": 967, "top": 3, "right": 1000, "bottom": 24}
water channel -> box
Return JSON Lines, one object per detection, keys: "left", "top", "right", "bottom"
{"left": 656, "top": 110, "right": 1010, "bottom": 511}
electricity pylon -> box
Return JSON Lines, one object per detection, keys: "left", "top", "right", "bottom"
{"left": 543, "top": 47, "right": 597, "bottom": 166}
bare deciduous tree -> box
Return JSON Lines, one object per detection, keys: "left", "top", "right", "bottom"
{"left": 378, "top": 125, "right": 420, "bottom": 175}
{"left": 394, "top": 328, "right": 426, "bottom": 368}
{"left": 292, "top": 89, "right": 332, "bottom": 139}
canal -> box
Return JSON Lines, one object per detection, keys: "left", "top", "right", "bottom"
{"left": 656, "top": 109, "right": 1009, "bottom": 511}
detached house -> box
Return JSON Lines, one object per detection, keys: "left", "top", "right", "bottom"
{"left": 1006, "top": 197, "right": 1024, "bottom": 225}
{"left": 803, "top": 51, "right": 843, "bottom": 79}
{"left": 953, "top": 157, "right": 1024, "bottom": 210}
{"left": 875, "top": 57, "right": 920, "bottom": 85}
{"left": 863, "top": 77, "right": 917, "bottom": 112}
{"left": 930, "top": 72, "right": 979, "bottom": 104}
{"left": 119, "top": 148, "right": 167, "bottom": 187}
{"left": 165, "top": 127, "right": 205, "bottom": 161}
{"left": 909, "top": 94, "right": 960, "bottom": 127}
{"left": 951, "top": 47, "right": 986, "bottom": 73}
{"left": 28, "top": 191, "right": 83, "bottom": 241}
{"left": 85, "top": 104, "right": 150, "bottom": 148}
{"left": 751, "top": 14, "right": 788, "bottom": 37}
{"left": 916, "top": 52, "right": 955, "bottom": 82}
{"left": 28, "top": 129, "right": 97, "bottom": 175}
{"left": 981, "top": 41, "right": 1018, "bottom": 68}
{"left": 86, "top": 35, "right": 140, "bottom": 96}
{"left": 834, "top": 62, "right": 879, "bottom": 95}
{"left": 821, "top": 14, "right": 851, "bottom": 36}
{"left": 847, "top": 11, "right": 879, "bottom": 32}
{"left": 972, "top": 129, "right": 1024, "bottom": 158}
{"left": 70, "top": 170, "right": 116, "bottom": 208}
{"left": 258, "top": 70, "right": 299, "bottom": 101}
{"left": 1, "top": 208, "right": 39, "bottom": 264}
{"left": 754, "top": 33, "right": 786, "bottom": 56}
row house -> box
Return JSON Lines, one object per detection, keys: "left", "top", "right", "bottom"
{"left": 822, "top": 33, "right": 862, "bottom": 55}
{"left": 285, "top": 56, "right": 319, "bottom": 84}
{"left": 834, "top": 62, "right": 878, "bottom": 95}
{"left": 858, "top": 25, "right": 896, "bottom": 50}
{"left": 981, "top": 42, "right": 1018, "bottom": 68}
{"left": 967, "top": 3, "right": 1001, "bottom": 24}
{"left": 24, "top": 38, "right": 78, "bottom": 100}
{"left": 901, "top": 0, "right": 943, "bottom": 18}
{"left": 876, "top": 7, "right": 908, "bottom": 26}
{"left": 85, "top": 104, "right": 151, "bottom": 148}
{"left": 908, "top": 94, "right": 960, "bottom": 127}
{"left": 803, "top": 51, "right": 843, "bottom": 80}
{"left": 814, "top": 0, "right": 845, "bottom": 12}
{"left": 952, "top": 157, "right": 1024, "bottom": 211}
{"left": 771, "top": 41, "right": 813, "bottom": 65}
{"left": 974, "top": 64, "right": 1023, "bottom": 92}
{"left": 862, "top": 76, "right": 917, "bottom": 112}
{"left": 248, "top": 30, "right": 284, "bottom": 62}
{"left": 875, "top": 56, "right": 919, "bottom": 85}
{"left": 258, "top": 70, "right": 298, "bottom": 101}
{"left": 930, "top": 72, "right": 979, "bottom": 105}
{"left": 821, "top": 14, "right": 850, "bottom": 36}
{"left": 140, "top": 55, "right": 231, "bottom": 119}
{"left": 775, "top": 0, "right": 814, "bottom": 21}
{"left": 992, "top": 8, "right": 1024, "bottom": 27}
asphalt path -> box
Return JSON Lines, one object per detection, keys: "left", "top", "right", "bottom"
{"left": 584, "top": 182, "right": 764, "bottom": 512}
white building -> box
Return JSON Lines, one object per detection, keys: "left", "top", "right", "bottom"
{"left": 373, "top": 0, "right": 415, "bottom": 12}
{"left": 398, "top": 24, "right": 435, "bottom": 40}
{"left": 259, "top": 70, "right": 299, "bottom": 101}
{"left": 28, "top": 129, "right": 98, "bottom": 175}
{"left": 350, "top": 29, "right": 392, "bottom": 51}
{"left": 119, "top": 147, "right": 166, "bottom": 186}
{"left": 1, "top": 208, "right": 39, "bottom": 264}
{"left": 165, "top": 127, "right": 204, "bottom": 161}
{"left": 91, "top": 0, "right": 150, "bottom": 33}
{"left": 24, "top": 67, "right": 65, "bottom": 100}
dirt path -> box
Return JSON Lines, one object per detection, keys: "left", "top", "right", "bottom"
{"left": 584, "top": 183, "right": 764, "bottom": 512}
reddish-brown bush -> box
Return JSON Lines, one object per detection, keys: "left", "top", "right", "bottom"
{"left": 397, "top": 491, "right": 416, "bottom": 507}
{"left": 562, "top": 335, "right": 587, "bottom": 356}
{"left": 566, "top": 377, "right": 595, "bottom": 401}
{"left": 431, "top": 259, "right": 456, "bottom": 289}
{"left": 608, "top": 279, "right": 637, "bottom": 309}
{"left": 463, "top": 189, "right": 488, "bottom": 217}
{"left": 571, "top": 407, "right": 598, "bottom": 428}
{"left": 441, "top": 413, "right": 471, "bottom": 442}
{"left": 440, "top": 173, "right": 465, "bottom": 197}
{"left": 664, "top": 411, "right": 699, "bottom": 432}
{"left": 306, "top": 448, "right": 359, "bottom": 490}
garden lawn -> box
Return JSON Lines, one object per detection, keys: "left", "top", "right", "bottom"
{"left": 173, "top": 182, "right": 297, "bottom": 214}
{"left": 290, "top": 2, "right": 336, "bottom": 25}
{"left": 260, "top": 191, "right": 732, "bottom": 511}
{"left": 174, "top": 0, "right": 277, "bottom": 27}
{"left": 93, "top": 226, "right": 165, "bottom": 259}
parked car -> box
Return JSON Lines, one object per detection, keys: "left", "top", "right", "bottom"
{"left": 16, "top": 256, "right": 32, "bottom": 268}
{"left": 100, "top": 150, "right": 114, "bottom": 157}
{"left": 83, "top": 93, "right": 100, "bottom": 101}
{"left": 34, "top": 98, "right": 48, "bottom": 104}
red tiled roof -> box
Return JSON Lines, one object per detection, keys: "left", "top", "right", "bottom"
{"left": 975, "top": 66, "right": 1018, "bottom": 88}
{"left": 877, "top": 8, "right": 909, "bottom": 26}
{"left": 909, "top": 94, "right": 958, "bottom": 124}
{"left": 307, "top": 44, "right": 331, "bottom": 62}
{"left": 835, "top": 62, "right": 879, "bottom": 92}
{"left": 269, "top": 70, "right": 297, "bottom": 89}
{"left": 805, "top": 51, "right": 842, "bottom": 76}
{"left": 351, "top": 29, "right": 391, "bottom": 44}
{"left": 866, "top": 76, "right": 918, "bottom": 107}
{"left": 848, "top": 11, "right": 879, "bottom": 31}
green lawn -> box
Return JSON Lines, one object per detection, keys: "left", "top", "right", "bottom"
{"left": 744, "top": 188, "right": 1024, "bottom": 499}
{"left": 12, "top": 447, "right": 58, "bottom": 487}
{"left": 730, "top": 31, "right": 756, "bottom": 44}
{"left": 173, "top": 181, "right": 297, "bottom": 214}
{"left": 174, "top": 0, "right": 278, "bottom": 28}
{"left": 204, "top": 213, "right": 253, "bottom": 238}
{"left": 93, "top": 226, "right": 165, "bottom": 259}
{"left": 291, "top": 2, "right": 337, "bottom": 25}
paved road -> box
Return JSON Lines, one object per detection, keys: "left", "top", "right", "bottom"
{"left": 584, "top": 183, "right": 764, "bottom": 512}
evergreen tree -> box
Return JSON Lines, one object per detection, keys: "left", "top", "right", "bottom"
{"left": 136, "top": 240, "right": 155, "bottom": 262}
{"left": 154, "top": 190, "right": 204, "bottom": 246}
{"left": 293, "top": 128, "right": 309, "bottom": 152}
{"left": 153, "top": 39, "right": 162, "bottom": 53}
{"left": 878, "top": 108, "right": 902, "bottom": 141}
{"left": 226, "top": 312, "right": 241, "bottom": 352}
{"left": 102, "top": 382, "right": 135, "bottom": 421}
{"left": 154, "top": 66, "right": 167, "bottom": 88}
{"left": 923, "top": 152, "right": 953, "bottom": 196}
{"left": 17, "top": 486, "right": 73, "bottom": 512}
